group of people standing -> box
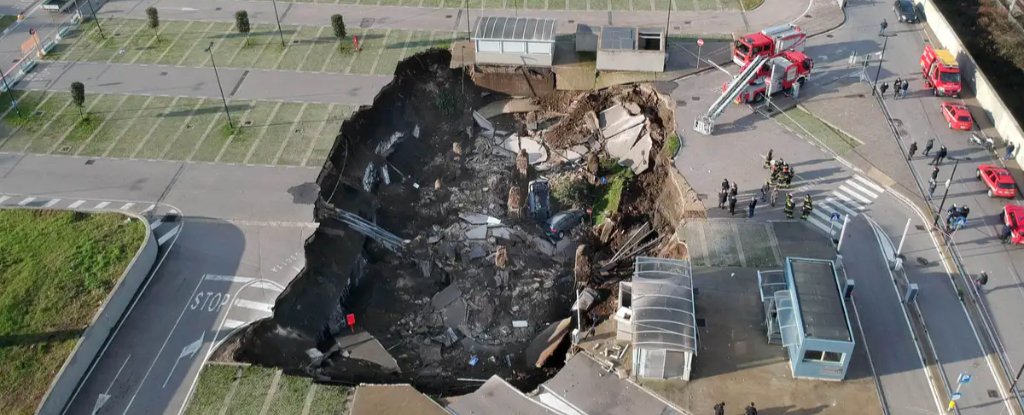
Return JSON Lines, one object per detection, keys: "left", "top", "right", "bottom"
{"left": 714, "top": 401, "right": 758, "bottom": 415}
{"left": 765, "top": 149, "right": 795, "bottom": 189}
{"left": 716, "top": 149, "right": 813, "bottom": 220}
{"left": 945, "top": 203, "right": 971, "bottom": 233}
{"left": 879, "top": 77, "right": 911, "bottom": 99}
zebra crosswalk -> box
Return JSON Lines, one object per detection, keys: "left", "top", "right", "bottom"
{"left": 804, "top": 175, "right": 885, "bottom": 234}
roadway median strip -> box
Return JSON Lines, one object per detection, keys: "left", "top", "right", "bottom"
{"left": 46, "top": 18, "right": 459, "bottom": 76}
{"left": 0, "top": 90, "right": 355, "bottom": 167}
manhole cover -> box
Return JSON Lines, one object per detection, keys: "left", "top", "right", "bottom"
{"left": 292, "top": 40, "right": 299, "bottom": 44}
{"left": 85, "top": 159, "right": 95, "bottom": 165}
{"left": 696, "top": 318, "right": 706, "bottom": 327}
{"left": 915, "top": 225, "right": 926, "bottom": 231}
{"left": 568, "top": 20, "right": 575, "bottom": 24}
{"left": 294, "top": 129, "right": 302, "bottom": 133}
{"left": 58, "top": 145, "right": 70, "bottom": 153}
{"left": 692, "top": 96, "right": 701, "bottom": 101}
{"left": 446, "top": 14, "right": 452, "bottom": 18}
{"left": 11, "top": 59, "right": 18, "bottom": 63}
{"left": 675, "top": 99, "right": 686, "bottom": 107}
{"left": 160, "top": 71, "right": 167, "bottom": 76}
{"left": 244, "top": 120, "right": 253, "bottom": 126}
{"left": 916, "top": 257, "right": 929, "bottom": 266}
{"left": 684, "top": 20, "right": 691, "bottom": 24}
{"left": 34, "top": 111, "right": 43, "bottom": 116}
{"left": 359, "top": 18, "right": 375, "bottom": 28}
{"left": 857, "top": 94, "right": 866, "bottom": 98}
{"left": 185, "top": 124, "right": 192, "bottom": 129}
{"left": 805, "top": 13, "right": 812, "bottom": 18}
{"left": 988, "top": 390, "right": 999, "bottom": 398}
{"left": 673, "top": 26, "right": 680, "bottom": 30}
{"left": 215, "top": 7, "right": 222, "bottom": 10}
{"left": 826, "top": 34, "right": 834, "bottom": 38}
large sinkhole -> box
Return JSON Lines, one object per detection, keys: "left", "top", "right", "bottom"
{"left": 228, "top": 48, "right": 681, "bottom": 396}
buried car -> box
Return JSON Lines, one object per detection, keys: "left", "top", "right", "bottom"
{"left": 977, "top": 164, "right": 1017, "bottom": 198}
{"left": 545, "top": 209, "right": 588, "bottom": 240}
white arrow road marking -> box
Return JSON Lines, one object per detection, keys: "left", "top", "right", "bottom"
{"left": 157, "top": 225, "right": 180, "bottom": 246}
{"left": 93, "top": 355, "right": 130, "bottom": 414}
{"left": 163, "top": 332, "right": 205, "bottom": 388}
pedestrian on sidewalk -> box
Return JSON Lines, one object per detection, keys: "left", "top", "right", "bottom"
{"left": 770, "top": 186, "right": 779, "bottom": 207}
{"left": 924, "top": 138, "right": 935, "bottom": 156}
{"left": 974, "top": 271, "right": 988, "bottom": 288}
{"left": 801, "top": 194, "right": 813, "bottom": 220}
{"left": 714, "top": 402, "right": 725, "bottom": 415}
{"left": 748, "top": 198, "right": 758, "bottom": 218}
{"left": 901, "top": 80, "right": 909, "bottom": 98}
{"left": 893, "top": 78, "right": 902, "bottom": 99}
{"left": 730, "top": 183, "right": 739, "bottom": 198}
{"left": 908, "top": 141, "right": 918, "bottom": 159}
{"left": 761, "top": 181, "right": 770, "bottom": 202}
{"left": 1006, "top": 142, "right": 1016, "bottom": 160}
{"left": 764, "top": 149, "right": 773, "bottom": 169}
{"left": 718, "top": 189, "right": 728, "bottom": 209}
{"left": 928, "top": 177, "right": 938, "bottom": 197}
{"left": 746, "top": 402, "right": 759, "bottom": 415}
{"left": 784, "top": 194, "right": 795, "bottom": 218}
{"left": 880, "top": 19, "right": 888, "bottom": 35}
{"left": 931, "top": 165, "right": 940, "bottom": 181}
{"left": 938, "top": 145, "right": 948, "bottom": 164}
{"left": 721, "top": 178, "right": 730, "bottom": 192}
{"left": 879, "top": 82, "right": 890, "bottom": 97}
{"left": 728, "top": 194, "right": 738, "bottom": 215}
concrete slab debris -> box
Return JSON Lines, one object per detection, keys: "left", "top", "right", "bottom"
{"left": 350, "top": 384, "right": 447, "bottom": 415}
{"left": 513, "top": 320, "right": 529, "bottom": 328}
{"left": 431, "top": 285, "right": 462, "bottom": 310}
{"left": 502, "top": 134, "right": 549, "bottom": 165}
{"left": 605, "top": 126, "right": 652, "bottom": 174}
{"left": 460, "top": 212, "right": 502, "bottom": 226}
{"left": 571, "top": 287, "right": 599, "bottom": 312}
{"left": 599, "top": 104, "right": 644, "bottom": 140}
{"left": 473, "top": 110, "right": 495, "bottom": 134}
{"left": 490, "top": 227, "right": 512, "bottom": 239}
{"left": 335, "top": 331, "right": 401, "bottom": 372}
{"left": 477, "top": 98, "right": 541, "bottom": 119}
{"left": 447, "top": 376, "right": 560, "bottom": 415}
{"left": 466, "top": 225, "right": 488, "bottom": 240}
{"left": 468, "top": 244, "right": 488, "bottom": 260}
{"left": 524, "top": 317, "right": 573, "bottom": 368}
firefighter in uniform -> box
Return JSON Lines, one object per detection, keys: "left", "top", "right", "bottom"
{"left": 784, "top": 193, "right": 795, "bottom": 219}
{"left": 801, "top": 194, "right": 814, "bottom": 220}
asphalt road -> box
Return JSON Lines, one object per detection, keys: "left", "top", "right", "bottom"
{"left": 18, "top": 60, "right": 392, "bottom": 105}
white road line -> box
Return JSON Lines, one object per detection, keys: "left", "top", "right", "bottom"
{"left": 68, "top": 200, "right": 86, "bottom": 209}
{"left": 853, "top": 175, "right": 885, "bottom": 194}
{"left": 833, "top": 188, "right": 869, "bottom": 208}
{"left": 120, "top": 202, "right": 135, "bottom": 210}
{"left": 157, "top": 225, "right": 180, "bottom": 245}
{"left": 0, "top": 195, "right": 9, "bottom": 204}
{"left": 149, "top": 218, "right": 163, "bottom": 230}
{"left": 838, "top": 185, "right": 874, "bottom": 205}
{"left": 43, "top": 198, "right": 61, "bottom": 208}
{"left": 204, "top": 274, "right": 255, "bottom": 284}
{"left": 806, "top": 216, "right": 831, "bottom": 233}
{"left": 845, "top": 180, "right": 880, "bottom": 199}
{"left": 18, "top": 197, "right": 35, "bottom": 206}
{"left": 252, "top": 281, "right": 284, "bottom": 292}
{"left": 234, "top": 299, "right": 273, "bottom": 313}
{"left": 94, "top": 201, "right": 111, "bottom": 209}
{"left": 222, "top": 319, "right": 246, "bottom": 330}
{"left": 820, "top": 198, "right": 859, "bottom": 217}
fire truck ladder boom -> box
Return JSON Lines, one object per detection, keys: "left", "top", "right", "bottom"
{"left": 693, "top": 54, "right": 768, "bottom": 136}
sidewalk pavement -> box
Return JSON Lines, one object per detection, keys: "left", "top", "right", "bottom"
{"left": 100, "top": 0, "right": 836, "bottom": 36}
{"left": 17, "top": 60, "right": 391, "bottom": 104}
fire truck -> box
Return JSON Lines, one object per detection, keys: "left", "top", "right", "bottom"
{"left": 920, "top": 44, "right": 961, "bottom": 97}
{"left": 730, "top": 51, "right": 814, "bottom": 104}
{"left": 732, "top": 24, "right": 807, "bottom": 66}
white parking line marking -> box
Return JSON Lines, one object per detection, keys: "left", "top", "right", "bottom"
{"left": 149, "top": 218, "right": 163, "bottom": 230}
{"left": 18, "top": 197, "right": 35, "bottom": 206}
{"left": 204, "top": 274, "right": 255, "bottom": 284}
{"left": 853, "top": 175, "right": 885, "bottom": 194}
{"left": 94, "top": 201, "right": 111, "bottom": 209}
{"left": 43, "top": 198, "right": 61, "bottom": 208}
{"left": 234, "top": 299, "right": 273, "bottom": 313}
{"left": 223, "top": 319, "right": 246, "bottom": 330}
{"left": 68, "top": 200, "right": 86, "bottom": 209}
{"left": 845, "top": 180, "right": 879, "bottom": 199}
{"left": 0, "top": 196, "right": 9, "bottom": 204}
{"left": 157, "top": 225, "right": 180, "bottom": 245}
{"left": 120, "top": 202, "right": 135, "bottom": 210}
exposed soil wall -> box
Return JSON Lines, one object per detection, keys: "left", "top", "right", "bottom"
{"left": 470, "top": 66, "right": 556, "bottom": 97}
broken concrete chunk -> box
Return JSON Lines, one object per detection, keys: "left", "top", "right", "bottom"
{"left": 571, "top": 287, "right": 599, "bottom": 312}
{"left": 606, "top": 126, "right": 652, "bottom": 175}
{"left": 431, "top": 284, "right": 461, "bottom": 310}
{"left": 473, "top": 110, "right": 495, "bottom": 133}
{"left": 477, "top": 98, "right": 541, "bottom": 119}
{"left": 412, "top": 125, "right": 420, "bottom": 138}
{"left": 501, "top": 135, "right": 549, "bottom": 165}
{"left": 465, "top": 225, "right": 488, "bottom": 240}
{"left": 512, "top": 320, "right": 529, "bottom": 328}
{"left": 489, "top": 227, "right": 512, "bottom": 239}
{"left": 468, "top": 244, "right": 487, "bottom": 260}
{"left": 623, "top": 101, "right": 641, "bottom": 115}
{"left": 599, "top": 104, "right": 645, "bottom": 140}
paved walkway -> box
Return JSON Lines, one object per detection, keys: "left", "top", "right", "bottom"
{"left": 799, "top": 0, "right": 1022, "bottom": 412}
{"left": 18, "top": 60, "right": 391, "bottom": 104}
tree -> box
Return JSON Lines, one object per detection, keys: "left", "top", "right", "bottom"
{"left": 145, "top": 7, "right": 159, "bottom": 39}
{"left": 331, "top": 14, "right": 346, "bottom": 41}
{"left": 235, "top": 10, "right": 251, "bottom": 45}
{"left": 70, "top": 82, "right": 85, "bottom": 119}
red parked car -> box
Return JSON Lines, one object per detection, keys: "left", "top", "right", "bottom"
{"left": 941, "top": 102, "right": 973, "bottom": 130}
{"left": 977, "top": 164, "right": 1017, "bottom": 198}
{"left": 1000, "top": 205, "right": 1024, "bottom": 244}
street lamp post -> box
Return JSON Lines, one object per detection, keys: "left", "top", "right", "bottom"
{"left": 205, "top": 42, "right": 234, "bottom": 129}
{"left": 871, "top": 33, "right": 895, "bottom": 95}
{"left": 270, "top": 0, "right": 286, "bottom": 48}
{"left": 664, "top": 0, "right": 672, "bottom": 39}
{"left": 464, "top": 0, "right": 471, "bottom": 39}
{"left": 0, "top": 69, "right": 21, "bottom": 118}
{"left": 84, "top": 0, "right": 104, "bottom": 39}
{"left": 933, "top": 158, "right": 959, "bottom": 228}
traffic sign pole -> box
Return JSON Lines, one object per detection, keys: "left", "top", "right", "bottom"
{"left": 895, "top": 217, "right": 911, "bottom": 260}
{"left": 696, "top": 38, "right": 704, "bottom": 70}
{"left": 948, "top": 373, "right": 971, "bottom": 412}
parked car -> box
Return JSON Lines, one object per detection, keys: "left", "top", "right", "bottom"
{"left": 893, "top": 0, "right": 918, "bottom": 22}
{"left": 976, "top": 164, "right": 1018, "bottom": 198}
{"left": 545, "top": 209, "right": 586, "bottom": 240}
{"left": 42, "top": 0, "right": 73, "bottom": 12}
{"left": 941, "top": 102, "right": 973, "bottom": 130}
{"left": 527, "top": 179, "right": 551, "bottom": 221}
{"left": 1000, "top": 205, "right": 1024, "bottom": 244}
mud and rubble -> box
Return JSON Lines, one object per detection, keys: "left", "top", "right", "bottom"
{"left": 228, "top": 48, "right": 685, "bottom": 396}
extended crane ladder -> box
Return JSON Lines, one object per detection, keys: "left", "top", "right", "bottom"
{"left": 334, "top": 209, "right": 407, "bottom": 253}
{"left": 693, "top": 54, "right": 769, "bottom": 136}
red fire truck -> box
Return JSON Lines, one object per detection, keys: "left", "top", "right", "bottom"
{"left": 729, "top": 51, "right": 814, "bottom": 104}
{"left": 732, "top": 24, "right": 807, "bottom": 66}
{"left": 920, "top": 44, "right": 961, "bottom": 97}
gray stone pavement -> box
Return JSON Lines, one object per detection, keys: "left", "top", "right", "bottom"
{"left": 798, "top": 0, "right": 1023, "bottom": 412}
{"left": 18, "top": 60, "right": 391, "bottom": 104}
{"left": 669, "top": 69, "right": 939, "bottom": 413}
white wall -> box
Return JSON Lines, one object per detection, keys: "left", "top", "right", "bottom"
{"left": 913, "top": 0, "right": 1024, "bottom": 164}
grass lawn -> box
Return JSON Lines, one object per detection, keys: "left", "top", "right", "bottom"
{"left": 0, "top": 91, "right": 351, "bottom": 167}
{"left": 185, "top": 363, "right": 352, "bottom": 415}
{"left": 47, "top": 18, "right": 459, "bottom": 75}
{"left": 0, "top": 15, "right": 17, "bottom": 33}
{"left": 0, "top": 210, "right": 145, "bottom": 415}
{"left": 593, "top": 162, "right": 634, "bottom": 224}
{"left": 775, "top": 106, "right": 861, "bottom": 156}
{"left": 661, "top": 134, "right": 680, "bottom": 159}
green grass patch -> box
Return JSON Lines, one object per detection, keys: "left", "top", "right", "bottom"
{"left": 265, "top": 375, "right": 313, "bottom": 415}
{"left": 104, "top": 95, "right": 178, "bottom": 158}
{"left": 0, "top": 210, "right": 145, "bottom": 415}
{"left": 774, "top": 106, "right": 861, "bottom": 156}
{"left": 308, "top": 384, "right": 353, "bottom": 415}
{"left": 593, "top": 162, "right": 634, "bottom": 224}
{"left": 78, "top": 95, "right": 151, "bottom": 156}
{"left": 739, "top": 0, "right": 762, "bottom": 9}
{"left": 224, "top": 366, "right": 276, "bottom": 414}
{"left": 184, "top": 364, "right": 239, "bottom": 415}
{"left": 0, "top": 15, "right": 18, "bottom": 34}
{"left": 661, "top": 134, "right": 680, "bottom": 159}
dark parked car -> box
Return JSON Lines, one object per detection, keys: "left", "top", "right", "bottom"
{"left": 528, "top": 179, "right": 550, "bottom": 221}
{"left": 893, "top": 0, "right": 918, "bottom": 23}
{"left": 545, "top": 209, "right": 586, "bottom": 240}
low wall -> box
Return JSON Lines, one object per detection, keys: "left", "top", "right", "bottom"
{"left": 913, "top": 0, "right": 1024, "bottom": 164}
{"left": 596, "top": 49, "right": 666, "bottom": 72}
{"left": 35, "top": 211, "right": 157, "bottom": 414}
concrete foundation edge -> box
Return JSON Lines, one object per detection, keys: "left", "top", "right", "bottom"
{"left": 33, "top": 209, "right": 158, "bottom": 415}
